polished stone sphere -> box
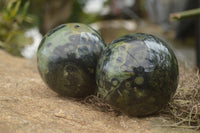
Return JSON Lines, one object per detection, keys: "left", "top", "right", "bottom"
{"left": 37, "top": 23, "right": 106, "bottom": 98}
{"left": 96, "top": 33, "right": 179, "bottom": 116}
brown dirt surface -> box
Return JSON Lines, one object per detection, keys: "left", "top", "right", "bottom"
{"left": 0, "top": 49, "right": 198, "bottom": 133}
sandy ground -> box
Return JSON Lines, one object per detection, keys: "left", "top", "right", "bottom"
{"left": 0, "top": 49, "right": 198, "bottom": 133}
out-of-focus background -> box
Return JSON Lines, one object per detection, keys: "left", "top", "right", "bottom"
{"left": 0, "top": 0, "right": 199, "bottom": 69}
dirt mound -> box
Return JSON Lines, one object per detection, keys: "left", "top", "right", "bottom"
{"left": 0, "top": 50, "right": 198, "bottom": 133}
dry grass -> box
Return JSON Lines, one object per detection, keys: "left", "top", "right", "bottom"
{"left": 82, "top": 95, "right": 117, "bottom": 113}
{"left": 83, "top": 65, "right": 200, "bottom": 130}
{"left": 167, "top": 66, "right": 200, "bottom": 130}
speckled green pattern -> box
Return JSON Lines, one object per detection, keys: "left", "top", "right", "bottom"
{"left": 37, "top": 23, "right": 106, "bottom": 98}
{"left": 96, "top": 33, "right": 179, "bottom": 116}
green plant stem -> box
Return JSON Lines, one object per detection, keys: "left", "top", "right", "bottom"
{"left": 170, "top": 8, "right": 200, "bottom": 21}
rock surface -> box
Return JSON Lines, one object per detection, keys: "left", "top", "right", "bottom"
{"left": 0, "top": 50, "right": 197, "bottom": 133}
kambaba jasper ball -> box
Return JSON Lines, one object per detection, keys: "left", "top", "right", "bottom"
{"left": 37, "top": 23, "right": 106, "bottom": 98}
{"left": 96, "top": 33, "right": 179, "bottom": 116}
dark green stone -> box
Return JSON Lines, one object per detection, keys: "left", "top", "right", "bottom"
{"left": 37, "top": 23, "right": 106, "bottom": 98}
{"left": 96, "top": 33, "right": 179, "bottom": 116}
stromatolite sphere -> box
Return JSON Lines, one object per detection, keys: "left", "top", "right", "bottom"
{"left": 37, "top": 23, "right": 106, "bottom": 98}
{"left": 96, "top": 33, "right": 179, "bottom": 116}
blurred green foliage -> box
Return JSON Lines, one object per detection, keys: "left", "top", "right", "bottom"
{"left": 0, "top": 0, "right": 103, "bottom": 56}
{"left": 0, "top": 0, "right": 33, "bottom": 56}
{"left": 68, "top": 0, "right": 101, "bottom": 24}
{"left": 0, "top": 0, "right": 107, "bottom": 56}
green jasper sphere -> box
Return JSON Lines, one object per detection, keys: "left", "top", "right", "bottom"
{"left": 37, "top": 23, "right": 106, "bottom": 98}
{"left": 96, "top": 33, "right": 179, "bottom": 116}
